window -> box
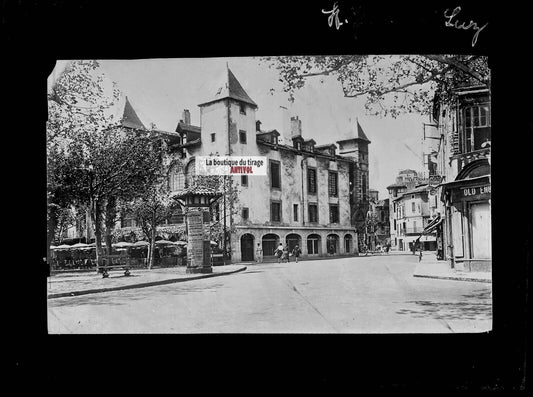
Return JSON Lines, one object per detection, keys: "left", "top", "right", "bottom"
{"left": 328, "top": 171, "right": 338, "bottom": 197}
{"left": 241, "top": 175, "right": 248, "bottom": 186}
{"left": 167, "top": 208, "right": 184, "bottom": 224}
{"left": 239, "top": 130, "right": 247, "bottom": 144}
{"left": 239, "top": 103, "right": 246, "bottom": 115}
{"left": 168, "top": 164, "right": 185, "bottom": 192}
{"left": 211, "top": 133, "right": 216, "bottom": 142}
{"left": 394, "top": 219, "right": 397, "bottom": 230}
{"left": 185, "top": 159, "right": 195, "bottom": 188}
{"left": 461, "top": 104, "right": 491, "bottom": 152}
{"left": 329, "top": 204, "right": 339, "bottom": 223}
{"left": 411, "top": 202, "right": 416, "bottom": 213}
{"left": 308, "top": 204, "right": 318, "bottom": 223}
{"left": 121, "top": 215, "right": 136, "bottom": 228}
{"left": 271, "top": 201, "right": 281, "bottom": 222}
{"left": 362, "top": 175, "right": 367, "bottom": 198}
{"left": 242, "top": 207, "right": 249, "bottom": 220}
{"left": 210, "top": 203, "right": 220, "bottom": 222}
{"left": 270, "top": 160, "right": 281, "bottom": 189}
{"left": 293, "top": 204, "right": 299, "bottom": 222}
{"left": 307, "top": 168, "right": 317, "bottom": 194}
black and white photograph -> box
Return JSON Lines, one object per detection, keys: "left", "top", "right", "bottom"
{"left": 46, "top": 55, "right": 492, "bottom": 334}
{"left": 8, "top": 0, "right": 528, "bottom": 391}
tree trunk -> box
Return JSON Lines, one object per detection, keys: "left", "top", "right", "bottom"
{"left": 91, "top": 198, "right": 104, "bottom": 270}
{"left": 149, "top": 223, "right": 157, "bottom": 270}
{"left": 47, "top": 205, "right": 59, "bottom": 265}
{"left": 104, "top": 196, "right": 117, "bottom": 254}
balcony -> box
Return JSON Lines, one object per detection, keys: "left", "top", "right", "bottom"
{"left": 451, "top": 147, "right": 490, "bottom": 170}
{"left": 399, "top": 227, "right": 426, "bottom": 235}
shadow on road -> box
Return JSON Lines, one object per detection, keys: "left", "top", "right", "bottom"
{"left": 396, "top": 299, "right": 492, "bottom": 321}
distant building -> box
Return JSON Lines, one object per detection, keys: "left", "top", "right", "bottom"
{"left": 366, "top": 190, "right": 390, "bottom": 250}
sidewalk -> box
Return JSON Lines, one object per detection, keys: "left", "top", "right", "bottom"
{"left": 47, "top": 265, "right": 248, "bottom": 299}
{"left": 413, "top": 253, "right": 492, "bottom": 283}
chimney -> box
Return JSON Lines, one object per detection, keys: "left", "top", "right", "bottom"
{"left": 182, "top": 109, "right": 191, "bottom": 125}
{"left": 256, "top": 120, "right": 262, "bottom": 132}
{"left": 290, "top": 116, "right": 302, "bottom": 137}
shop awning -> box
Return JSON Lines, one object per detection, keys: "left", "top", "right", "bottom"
{"left": 423, "top": 218, "right": 443, "bottom": 235}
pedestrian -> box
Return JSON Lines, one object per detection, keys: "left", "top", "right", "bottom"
{"left": 419, "top": 246, "right": 423, "bottom": 262}
{"left": 292, "top": 244, "right": 302, "bottom": 263}
{"left": 282, "top": 245, "right": 290, "bottom": 263}
{"left": 256, "top": 243, "right": 263, "bottom": 263}
{"left": 275, "top": 243, "right": 284, "bottom": 263}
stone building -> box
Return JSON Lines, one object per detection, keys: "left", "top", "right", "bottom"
{"left": 432, "top": 84, "right": 491, "bottom": 272}
{"left": 168, "top": 66, "right": 372, "bottom": 262}
{"left": 387, "top": 169, "right": 440, "bottom": 252}
{"left": 61, "top": 66, "right": 373, "bottom": 263}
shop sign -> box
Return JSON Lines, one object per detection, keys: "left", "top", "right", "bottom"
{"left": 453, "top": 184, "right": 491, "bottom": 201}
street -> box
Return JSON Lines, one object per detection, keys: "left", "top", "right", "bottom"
{"left": 47, "top": 254, "right": 492, "bottom": 334}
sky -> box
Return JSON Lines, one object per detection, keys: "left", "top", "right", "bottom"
{"left": 51, "top": 57, "right": 431, "bottom": 199}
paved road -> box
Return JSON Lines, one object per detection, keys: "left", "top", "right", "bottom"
{"left": 47, "top": 254, "right": 492, "bottom": 333}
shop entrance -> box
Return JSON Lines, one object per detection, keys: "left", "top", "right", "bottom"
{"left": 241, "top": 234, "right": 255, "bottom": 261}
{"left": 470, "top": 202, "right": 491, "bottom": 259}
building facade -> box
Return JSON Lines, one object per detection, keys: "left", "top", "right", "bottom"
{"left": 432, "top": 85, "right": 491, "bottom": 271}
{"left": 169, "top": 67, "right": 374, "bottom": 262}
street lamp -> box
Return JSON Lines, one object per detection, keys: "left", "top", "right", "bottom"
{"left": 172, "top": 186, "right": 222, "bottom": 274}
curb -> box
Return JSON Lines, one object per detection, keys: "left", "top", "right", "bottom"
{"left": 413, "top": 274, "right": 492, "bottom": 283}
{"left": 48, "top": 266, "right": 247, "bottom": 299}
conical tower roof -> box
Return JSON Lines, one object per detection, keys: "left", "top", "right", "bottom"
{"left": 120, "top": 96, "right": 147, "bottom": 130}
{"left": 198, "top": 67, "right": 257, "bottom": 108}
{"left": 354, "top": 119, "right": 371, "bottom": 143}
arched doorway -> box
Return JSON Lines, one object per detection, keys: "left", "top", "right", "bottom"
{"left": 307, "top": 234, "right": 321, "bottom": 255}
{"left": 285, "top": 233, "right": 302, "bottom": 253}
{"left": 262, "top": 233, "right": 280, "bottom": 257}
{"left": 344, "top": 234, "right": 353, "bottom": 254}
{"left": 327, "top": 234, "right": 340, "bottom": 255}
{"left": 241, "top": 234, "right": 255, "bottom": 261}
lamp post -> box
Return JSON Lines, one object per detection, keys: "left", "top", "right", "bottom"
{"left": 172, "top": 187, "right": 222, "bottom": 274}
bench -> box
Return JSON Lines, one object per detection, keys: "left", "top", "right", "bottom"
{"left": 98, "top": 255, "right": 132, "bottom": 278}
{"left": 211, "top": 253, "right": 225, "bottom": 266}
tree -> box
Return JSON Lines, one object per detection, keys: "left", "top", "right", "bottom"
{"left": 262, "top": 55, "right": 490, "bottom": 117}
{"left": 47, "top": 60, "right": 165, "bottom": 269}
{"left": 127, "top": 185, "right": 175, "bottom": 269}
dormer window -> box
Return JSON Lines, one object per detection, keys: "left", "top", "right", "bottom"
{"left": 297, "top": 142, "right": 302, "bottom": 150}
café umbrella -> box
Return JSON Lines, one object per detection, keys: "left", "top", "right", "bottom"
{"left": 155, "top": 240, "right": 175, "bottom": 245}
{"left": 113, "top": 241, "right": 134, "bottom": 248}
{"left": 71, "top": 242, "right": 89, "bottom": 249}
{"left": 54, "top": 244, "right": 72, "bottom": 250}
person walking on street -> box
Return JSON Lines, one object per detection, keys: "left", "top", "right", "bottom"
{"left": 419, "top": 246, "right": 423, "bottom": 262}
{"left": 281, "top": 244, "right": 290, "bottom": 263}
{"left": 275, "top": 243, "right": 284, "bottom": 264}
{"left": 292, "top": 244, "right": 302, "bottom": 263}
{"left": 256, "top": 243, "right": 263, "bottom": 263}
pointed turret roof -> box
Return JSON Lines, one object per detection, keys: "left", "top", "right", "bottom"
{"left": 355, "top": 120, "right": 371, "bottom": 143}
{"left": 198, "top": 67, "right": 257, "bottom": 108}
{"left": 120, "top": 96, "right": 147, "bottom": 130}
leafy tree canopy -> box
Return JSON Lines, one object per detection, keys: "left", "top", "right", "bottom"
{"left": 262, "top": 55, "right": 490, "bottom": 117}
